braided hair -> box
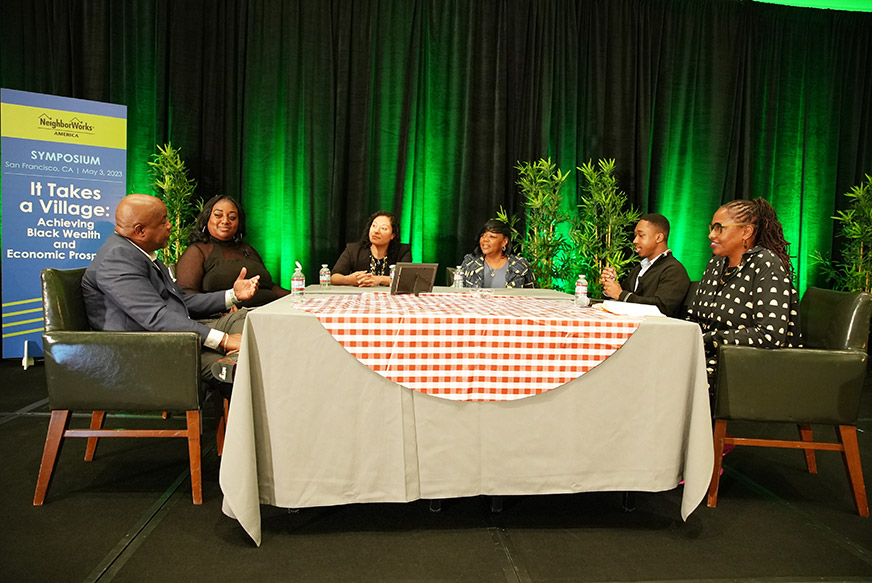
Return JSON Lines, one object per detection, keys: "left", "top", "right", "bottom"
{"left": 722, "top": 198, "right": 794, "bottom": 278}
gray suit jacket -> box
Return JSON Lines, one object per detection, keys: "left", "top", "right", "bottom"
{"left": 82, "top": 233, "right": 227, "bottom": 345}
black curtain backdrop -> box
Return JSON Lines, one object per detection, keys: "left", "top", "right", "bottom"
{"left": 1, "top": 0, "right": 871, "bottom": 290}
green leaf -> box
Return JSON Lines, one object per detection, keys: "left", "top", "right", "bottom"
{"left": 149, "top": 142, "right": 199, "bottom": 264}
{"left": 814, "top": 175, "right": 872, "bottom": 292}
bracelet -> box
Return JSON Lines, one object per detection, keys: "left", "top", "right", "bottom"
{"left": 219, "top": 333, "right": 228, "bottom": 351}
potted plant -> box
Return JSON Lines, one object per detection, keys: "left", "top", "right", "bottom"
{"left": 514, "top": 158, "right": 572, "bottom": 290}
{"left": 494, "top": 205, "right": 521, "bottom": 241}
{"left": 147, "top": 142, "right": 200, "bottom": 265}
{"left": 814, "top": 174, "right": 872, "bottom": 293}
{"left": 570, "top": 158, "right": 640, "bottom": 298}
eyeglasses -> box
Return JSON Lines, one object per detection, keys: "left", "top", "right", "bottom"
{"left": 370, "top": 225, "right": 392, "bottom": 233}
{"left": 708, "top": 222, "right": 751, "bottom": 235}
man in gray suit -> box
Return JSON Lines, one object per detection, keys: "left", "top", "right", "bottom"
{"left": 82, "top": 193, "right": 260, "bottom": 384}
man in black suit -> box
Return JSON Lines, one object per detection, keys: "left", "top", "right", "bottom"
{"left": 600, "top": 213, "right": 690, "bottom": 317}
{"left": 82, "top": 193, "right": 260, "bottom": 383}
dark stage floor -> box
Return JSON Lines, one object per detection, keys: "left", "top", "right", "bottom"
{"left": 2, "top": 358, "right": 871, "bottom": 583}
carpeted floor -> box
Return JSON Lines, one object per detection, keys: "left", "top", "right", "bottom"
{"left": 1, "top": 358, "right": 871, "bottom": 583}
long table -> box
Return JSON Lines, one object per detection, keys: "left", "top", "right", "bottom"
{"left": 220, "top": 289, "right": 714, "bottom": 546}
{"left": 302, "top": 283, "right": 577, "bottom": 299}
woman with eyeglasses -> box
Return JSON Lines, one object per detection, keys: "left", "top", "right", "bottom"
{"left": 686, "top": 198, "right": 799, "bottom": 375}
{"left": 331, "top": 210, "right": 412, "bottom": 287}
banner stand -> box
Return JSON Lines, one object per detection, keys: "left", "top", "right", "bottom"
{"left": 22, "top": 340, "right": 34, "bottom": 370}
{"left": 1, "top": 89, "right": 127, "bottom": 360}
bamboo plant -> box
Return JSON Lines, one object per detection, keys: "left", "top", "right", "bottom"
{"left": 570, "top": 158, "right": 640, "bottom": 297}
{"left": 515, "top": 158, "right": 572, "bottom": 290}
{"left": 147, "top": 143, "right": 200, "bottom": 265}
{"left": 814, "top": 174, "right": 872, "bottom": 293}
{"left": 494, "top": 205, "right": 521, "bottom": 242}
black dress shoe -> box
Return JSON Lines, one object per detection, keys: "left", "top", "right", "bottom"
{"left": 211, "top": 355, "right": 237, "bottom": 383}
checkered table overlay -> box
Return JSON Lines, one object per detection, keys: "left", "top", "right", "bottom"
{"left": 295, "top": 293, "right": 644, "bottom": 401}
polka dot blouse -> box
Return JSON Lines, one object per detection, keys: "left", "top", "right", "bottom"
{"left": 687, "top": 246, "right": 799, "bottom": 371}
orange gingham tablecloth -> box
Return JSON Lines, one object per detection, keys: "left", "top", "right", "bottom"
{"left": 295, "top": 293, "right": 644, "bottom": 401}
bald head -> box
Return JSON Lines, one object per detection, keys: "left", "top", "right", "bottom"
{"left": 115, "top": 194, "right": 170, "bottom": 253}
{"left": 116, "top": 194, "right": 164, "bottom": 234}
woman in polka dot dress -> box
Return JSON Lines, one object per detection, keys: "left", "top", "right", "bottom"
{"left": 686, "top": 198, "right": 799, "bottom": 377}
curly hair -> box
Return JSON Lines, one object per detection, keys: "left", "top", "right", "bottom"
{"left": 722, "top": 198, "right": 793, "bottom": 278}
{"left": 189, "top": 195, "right": 246, "bottom": 245}
{"left": 358, "top": 210, "right": 403, "bottom": 263}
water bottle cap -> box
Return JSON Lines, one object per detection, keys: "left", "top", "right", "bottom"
{"left": 321, "top": 264, "right": 327, "bottom": 267}
{"left": 295, "top": 261, "right": 303, "bottom": 271}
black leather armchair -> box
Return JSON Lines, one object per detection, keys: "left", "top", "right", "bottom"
{"left": 34, "top": 267, "right": 206, "bottom": 505}
{"left": 707, "top": 286, "right": 871, "bottom": 517}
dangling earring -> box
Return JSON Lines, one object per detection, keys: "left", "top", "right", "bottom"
{"left": 502, "top": 245, "right": 507, "bottom": 254}
{"left": 742, "top": 238, "right": 749, "bottom": 250}
{"left": 201, "top": 224, "right": 207, "bottom": 233}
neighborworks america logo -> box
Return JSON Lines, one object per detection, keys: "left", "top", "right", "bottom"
{"left": 38, "top": 113, "right": 94, "bottom": 138}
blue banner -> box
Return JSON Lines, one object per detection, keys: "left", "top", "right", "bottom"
{"left": 1, "top": 89, "right": 127, "bottom": 358}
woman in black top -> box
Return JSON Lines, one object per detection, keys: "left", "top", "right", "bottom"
{"left": 176, "top": 195, "right": 289, "bottom": 307}
{"left": 687, "top": 198, "right": 798, "bottom": 375}
{"left": 331, "top": 211, "right": 412, "bottom": 287}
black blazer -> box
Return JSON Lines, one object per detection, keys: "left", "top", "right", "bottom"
{"left": 616, "top": 252, "right": 691, "bottom": 317}
{"left": 332, "top": 241, "right": 412, "bottom": 275}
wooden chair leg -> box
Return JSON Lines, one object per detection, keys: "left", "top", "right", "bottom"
{"left": 186, "top": 411, "right": 203, "bottom": 505}
{"left": 34, "top": 410, "right": 72, "bottom": 506}
{"left": 707, "top": 419, "right": 728, "bottom": 508}
{"left": 838, "top": 425, "right": 869, "bottom": 517}
{"left": 797, "top": 424, "right": 817, "bottom": 474}
{"left": 216, "top": 397, "right": 229, "bottom": 457}
{"left": 84, "top": 411, "right": 106, "bottom": 462}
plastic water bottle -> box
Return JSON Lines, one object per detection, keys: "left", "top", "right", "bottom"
{"left": 291, "top": 261, "right": 305, "bottom": 301}
{"left": 575, "top": 274, "right": 590, "bottom": 307}
{"left": 389, "top": 264, "right": 396, "bottom": 284}
{"left": 319, "top": 264, "right": 331, "bottom": 288}
{"left": 453, "top": 266, "right": 464, "bottom": 289}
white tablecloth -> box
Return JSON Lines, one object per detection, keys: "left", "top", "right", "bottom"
{"left": 220, "top": 292, "right": 714, "bottom": 546}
